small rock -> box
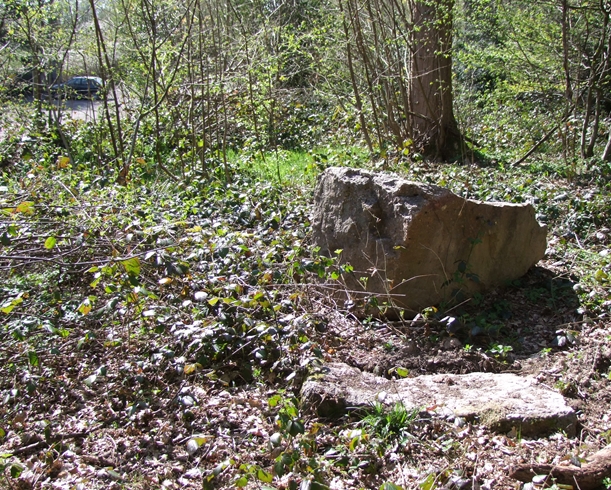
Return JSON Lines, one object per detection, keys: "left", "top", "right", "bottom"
{"left": 441, "top": 337, "right": 462, "bottom": 350}
{"left": 183, "top": 468, "right": 202, "bottom": 479}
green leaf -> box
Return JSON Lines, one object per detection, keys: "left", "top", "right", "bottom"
{"left": 274, "top": 460, "right": 285, "bottom": 477}
{"left": 191, "top": 435, "right": 209, "bottom": 446}
{"left": 44, "top": 236, "right": 57, "bottom": 249}
{"left": 10, "top": 463, "right": 24, "bottom": 478}
{"left": 268, "top": 395, "right": 282, "bottom": 407}
{"left": 15, "top": 201, "right": 35, "bottom": 215}
{"left": 381, "top": 483, "right": 404, "bottom": 490}
{"left": 28, "top": 351, "right": 39, "bottom": 367}
{"left": 418, "top": 473, "right": 436, "bottom": 490}
{"left": 348, "top": 432, "right": 363, "bottom": 451}
{"left": 1, "top": 305, "right": 14, "bottom": 315}
{"left": 256, "top": 468, "right": 273, "bottom": 483}
{"left": 121, "top": 257, "right": 141, "bottom": 277}
{"left": 78, "top": 301, "right": 92, "bottom": 316}
{"left": 396, "top": 367, "right": 409, "bottom": 378}
{"left": 184, "top": 363, "right": 202, "bottom": 374}
{"left": 0, "top": 233, "right": 11, "bottom": 246}
{"left": 287, "top": 419, "right": 305, "bottom": 436}
{"left": 1, "top": 296, "right": 23, "bottom": 314}
{"left": 235, "top": 476, "right": 249, "bottom": 487}
{"left": 595, "top": 269, "right": 608, "bottom": 283}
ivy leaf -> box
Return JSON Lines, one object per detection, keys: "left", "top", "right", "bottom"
{"left": 56, "top": 156, "right": 70, "bottom": 168}
{"left": 1, "top": 297, "right": 23, "bottom": 314}
{"left": 184, "top": 363, "right": 202, "bottom": 374}
{"left": 10, "top": 463, "right": 24, "bottom": 478}
{"left": 15, "top": 201, "right": 35, "bottom": 215}
{"left": 78, "top": 302, "right": 92, "bottom": 316}
{"left": 395, "top": 367, "right": 409, "bottom": 378}
{"left": 44, "top": 236, "right": 57, "bottom": 249}
{"left": 121, "top": 257, "right": 141, "bottom": 277}
{"left": 256, "top": 468, "right": 273, "bottom": 483}
{"left": 380, "top": 483, "right": 404, "bottom": 490}
{"left": 287, "top": 419, "right": 305, "bottom": 436}
{"left": 273, "top": 460, "right": 285, "bottom": 477}
{"left": 28, "top": 351, "right": 39, "bottom": 367}
{"left": 235, "top": 476, "right": 248, "bottom": 487}
{"left": 268, "top": 395, "right": 282, "bottom": 407}
{"left": 418, "top": 473, "right": 436, "bottom": 490}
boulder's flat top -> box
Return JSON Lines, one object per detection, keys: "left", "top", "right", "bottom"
{"left": 302, "top": 362, "right": 576, "bottom": 437}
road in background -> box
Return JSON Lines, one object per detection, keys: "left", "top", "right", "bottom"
{"left": 49, "top": 98, "right": 105, "bottom": 122}
{"left": 20, "top": 95, "right": 107, "bottom": 122}
{"left": 0, "top": 96, "right": 119, "bottom": 143}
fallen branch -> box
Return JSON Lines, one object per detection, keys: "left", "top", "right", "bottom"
{"left": 9, "top": 417, "right": 120, "bottom": 456}
{"left": 509, "top": 446, "right": 611, "bottom": 490}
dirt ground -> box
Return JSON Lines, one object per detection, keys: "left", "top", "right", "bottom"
{"left": 2, "top": 256, "right": 610, "bottom": 489}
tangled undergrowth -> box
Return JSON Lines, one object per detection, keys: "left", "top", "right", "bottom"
{"left": 1, "top": 155, "right": 611, "bottom": 489}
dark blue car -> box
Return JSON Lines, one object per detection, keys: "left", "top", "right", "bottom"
{"left": 51, "top": 76, "right": 103, "bottom": 99}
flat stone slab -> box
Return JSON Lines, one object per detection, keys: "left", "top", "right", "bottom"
{"left": 301, "top": 363, "right": 576, "bottom": 437}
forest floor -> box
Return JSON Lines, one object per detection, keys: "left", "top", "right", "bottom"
{"left": 0, "top": 156, "right": 610, "bottom": 490}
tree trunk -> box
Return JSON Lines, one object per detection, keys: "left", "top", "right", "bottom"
{"left": 409, "top": 0, "right": 461, "bottom": 159}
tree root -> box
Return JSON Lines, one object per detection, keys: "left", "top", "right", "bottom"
{"left": 510, "top": 446, "right": 611, "bottom": 490}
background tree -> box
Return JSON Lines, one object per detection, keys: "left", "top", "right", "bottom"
{"left": 410, "top": 0, "right": 460, "bottom": 159}
{"left": 338, "top": 0, "right": 462, "bottom": 160}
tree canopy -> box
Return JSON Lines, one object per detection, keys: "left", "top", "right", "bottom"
{"left": 1, "top": 0, "right": 611, "bottom": 171}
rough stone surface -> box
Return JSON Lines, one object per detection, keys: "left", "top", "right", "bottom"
{"left": 301, "top": 363, "right": 577, "bottom": 437}
{"left": 311, "top": 167, "right": 547, "bottom": 315}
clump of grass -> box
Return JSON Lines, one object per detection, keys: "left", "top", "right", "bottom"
{"left": 361, "top": 401, "right": 420, "bottom": 443}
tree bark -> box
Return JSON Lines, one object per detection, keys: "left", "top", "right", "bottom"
{"left": 409, "top": 0, "right": 461, "bottom": 159}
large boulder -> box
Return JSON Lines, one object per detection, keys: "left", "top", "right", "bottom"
{"left": 301, "top": 363, "right": 577, "bottom": 437}
{"left": 311, "top": 167, "right": 547, "bottom": 316}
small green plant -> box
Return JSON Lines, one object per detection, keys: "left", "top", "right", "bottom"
{"left": 269, "top": 394, "right": 305, "bottom": 438}
{"left": 554, "top": 379, "right": 577, "bottom": 397}
{"left": 540, "top": 347, "right": 552, "bottom": 357}
{"left": 488, "top": 344, "right": 513, "bottom": 360}
{"left": 603, "top": 476, "right": 611, "bottom": 489}
{"left": 266, "top": 394, "right": 328, "bottom": 486}
{"left": 361, "top": 401, "right": 419, "bottom": 443}
{"left": 0, "top": 452, "right": 25, "bottom": 484}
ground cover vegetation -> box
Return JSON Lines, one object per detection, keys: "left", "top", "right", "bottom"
{"left": 1, "top": 0, "right": 611, "bottom": 488}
